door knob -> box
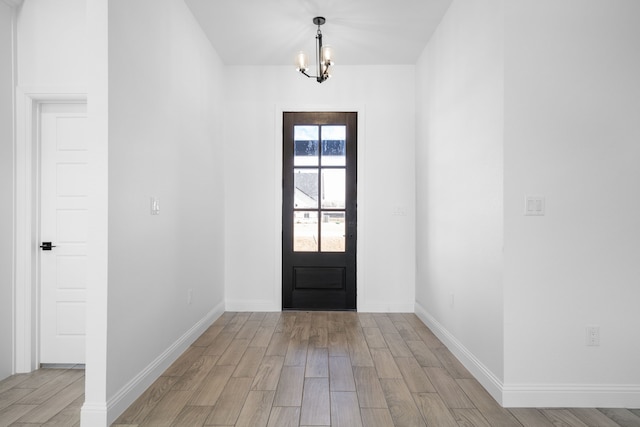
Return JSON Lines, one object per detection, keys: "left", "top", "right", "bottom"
{"left": 40, "top": 242, "right": 56, "bottom": 251}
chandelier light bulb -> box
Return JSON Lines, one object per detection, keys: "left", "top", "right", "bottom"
{"left": 295, "top": 51, "right": 308, "bottom": 72}
{"left": 322, "top": 45, "right": 334, "bottom": 66}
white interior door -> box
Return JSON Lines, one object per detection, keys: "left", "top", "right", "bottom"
{"left": 40, "top": 103, "right": 88, "bottom": 364}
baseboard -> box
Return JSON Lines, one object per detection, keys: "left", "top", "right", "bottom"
{"left": 224, "top": 299, "right": 415, "bottom": 313}
{"left": 104, "top": 301, "right": 225, "bottom": 425}
{"left": 79, "top": 402, "right": 108, "bottom": 427}
{"left": 414, "top": 302, "right": 640, "bottom": 409}
{"left": 358, "top": 302, "right": 415, "bottom": 313}
{"left": 225, "top": 299, "right": 280, "bottom": 312}
{"left": 414, "top": 302, "right": 504, "bottom": 404}
{"left": 502, "top": 384, "right": 640, "bottom": 408}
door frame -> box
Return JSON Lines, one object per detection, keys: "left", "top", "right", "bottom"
{"left": 14, "top": 87, "right": 86, "bottom": 372}
{"left": 274, "top": 104, "right": 366, "bottom": 311}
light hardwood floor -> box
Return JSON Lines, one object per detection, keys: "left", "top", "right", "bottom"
{"left": 1, "top": 312, "right": 639, "bottom": 426}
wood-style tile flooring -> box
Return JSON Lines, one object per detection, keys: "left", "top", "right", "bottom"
{"left": 0, "top": 365, "right": 84, "bottom": 426}
{"left": 1, "top": 312, "right": 639, "bottom": 426}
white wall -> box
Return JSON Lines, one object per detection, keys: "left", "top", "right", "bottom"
{"left": 0, "top": 1, "right": 15, "bottom": 381}
{"left": 415, "top": 0, "right": 504, "bottom": 395}
{"left": 503, "top": 0, "right": 640, "bottom": 407}
{"left": 10, "top": 0, "right": 88, "bottom": 378}
{"left": 16, "top": 0, "right": 86, "bottom": 87}
{"left": 223, "top": 65, "right": 416, "bottom": 312}
{"left": 417, "top": 0, "right": 640, "bottom": 408}
{"left": 82, "top": 0, "right": 108, "bottom": 424}
{"left": 105, "top": 0, "right": 225, "bottom": 421}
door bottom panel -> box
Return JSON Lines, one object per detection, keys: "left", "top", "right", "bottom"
{"left": 294, "top": 267, "right": 345, "bottom": 290}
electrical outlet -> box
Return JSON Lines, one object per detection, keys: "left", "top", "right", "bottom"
{"left": 586, "top": 326, "right": 600, "bottom": 346}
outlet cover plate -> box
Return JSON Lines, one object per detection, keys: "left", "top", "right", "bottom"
{"left": 586, "top": 325, "right": 600, "bottom": 346}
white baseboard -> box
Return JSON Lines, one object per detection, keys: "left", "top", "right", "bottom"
{"left": 502, "top": 384, "right": 640, "bottom": 408}
{"left": 414, "top": 302, "right": 504, "bottom": 403}
{"left": 225, "top": 299, "right": 280, "bottom": 312}
{"left": 414, "top": 302, "right": 640, "bottom": 408}
{"left": 358, "top": 302, "right": 415, "bottom": 313}
{"left": 79, "top": 402, "right": 108, "bottom": 427}
{"left": 103, "top": 302, "right": 225, "bottom": 425}
{"left": 224, "top": 299, "right": 414, "bottom": 313}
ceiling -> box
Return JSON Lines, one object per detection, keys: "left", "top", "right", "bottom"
{"left": 183, "top": 0, "right": 453, "bottom": 66}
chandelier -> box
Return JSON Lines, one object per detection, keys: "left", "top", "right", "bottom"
{"left": 295, "top": 17, "right": 334, "bottom": 83}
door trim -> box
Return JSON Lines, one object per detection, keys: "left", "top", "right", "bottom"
{"left": 274, "top": 104, "right": 366, "bottom": 311}
{"left": 14, "top": 87, "right": 86, "bottom": 373}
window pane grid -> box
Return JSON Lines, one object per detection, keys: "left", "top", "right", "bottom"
{"left": 292, "top": 124, "right": 347, "bottom": 253}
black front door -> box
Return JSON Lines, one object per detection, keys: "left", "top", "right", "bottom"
{"left": 282, "top": 112, "right": 357, "bottom": 310}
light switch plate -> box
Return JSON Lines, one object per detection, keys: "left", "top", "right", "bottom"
{"left": 151, "top": 197, "right": 160, "bottom": 215}
{"left": 525, "top": 196, "right": 545, "bottom": 216}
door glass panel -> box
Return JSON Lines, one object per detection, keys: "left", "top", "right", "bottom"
{"left": 294, "top": 169, "right": 318, "bottom": 208}
{"left": 294, "top": 125, "right": 319, "bottom": 166}
{"left": 321, "top": 169, "right": 345, "bottom": 209}
{"left": 321, "top": 212, "right": 345, "bottom": 252}
{"left": 294, "top": 211, "right": 318, "bottom": 252}
{"left": 321, "top": 125, "right": 346, "bottom": 166}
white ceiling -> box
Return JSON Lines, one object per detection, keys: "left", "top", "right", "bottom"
{"left": 183, "top": 0, "right": 453, "bottom": 66}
